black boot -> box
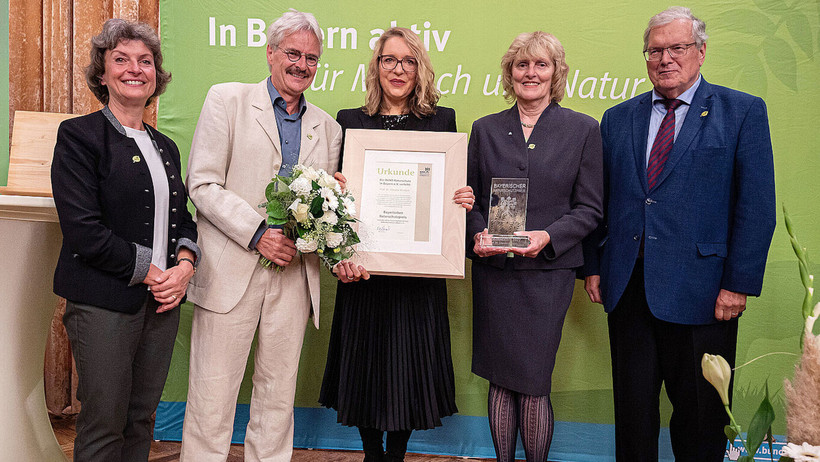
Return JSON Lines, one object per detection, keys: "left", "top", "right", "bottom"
{"left": 384, "top": 430, "right": 412, "bottom": 462}
{"left": 358, "top": 427, "right": 385, "bottom": 462}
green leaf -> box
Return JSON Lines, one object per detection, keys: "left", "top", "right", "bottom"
{"left": 739, "top": 456, "right": 756, "bottom": 462}
{"left": 267, "top": 216, "right": 287, "bottom": 226}
{"left": 745, "top": 384, "right": 776, "bottom": 455}
{"left": 765, "top": 426, "right": 775, "bottom": 462}
{"left": 751, "top": 0, "right": 789, "bottom": 16}
{"left": 785, "top": 10, "right": 814, "bottom": 57}
{"left": 265, "top": 181, "right": 276, "bottom": 201}
{"left": 778, "top": 457, "right": 795, "bottom": 462}
{"left": 715, "top": 9, "right": 777, "bottom": 36}
{"left": 266, "top": 200, "right": 287, "bottom": 220}
{"left": 312, "top": 180, "right": 321, "bottom": 191}
{"left": 310, "top": 195, "right": 324, "bottom": 218}
{"left": 763, "top": 37, "right": 798, "bottom": 91}
{"left": 725, "top": 424, "right": 739, "bottom": 442}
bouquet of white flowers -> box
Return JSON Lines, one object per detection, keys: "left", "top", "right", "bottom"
{"left": 259, "top": 164, "right": 359, "bottom": 270}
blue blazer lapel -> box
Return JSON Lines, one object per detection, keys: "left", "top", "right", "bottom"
{"left": 632, "top": 93, "right": 652, "bottom": 194}
{"left": 652, "top": 79, "right": 714, "bottom": 188}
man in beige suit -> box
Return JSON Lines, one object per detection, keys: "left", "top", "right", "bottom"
{"left": 180, "top": 9, "right": 342, "bottom": 462}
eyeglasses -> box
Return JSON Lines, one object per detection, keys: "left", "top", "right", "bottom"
{"left": 278, "top": 47, "right": 319, "bottom": 67}
{"left": 379, "top": 55, "right": 418, "bottom": 72}
{"left": 643, "top": 42, "right": 697, "bottom": 61}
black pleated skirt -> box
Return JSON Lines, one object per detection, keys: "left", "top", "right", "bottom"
{"left": 319, "top": 275, "right": 457, "bottom": 431}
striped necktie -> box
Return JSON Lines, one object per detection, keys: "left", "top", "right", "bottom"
{"left": 647, "top": 98, "right": 683, "bottom": 189}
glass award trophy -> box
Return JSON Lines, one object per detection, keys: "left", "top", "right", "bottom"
{"left": 480, "top": 178, "right": 530, "bottom": 248}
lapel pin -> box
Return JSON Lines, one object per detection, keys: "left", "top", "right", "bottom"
{"left": 700, "top": 110, "right": 709, "bottom": 117}
{"left": 508, "top": 132, "right": 512, "bottom": 136}
{"left": 307, "top": 134, "right": 313, "bottom": 140}
{"left": 132, "top": 156, "right": 141, "bottom": 163}
{"left": 528, "top": 143, "right": 536, "bottom": 150}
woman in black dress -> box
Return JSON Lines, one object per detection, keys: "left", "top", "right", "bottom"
{"left": 466, "top": 32, "right": 603, "bottom": 461}
{"left": 320, "top": 27, "right": 474, "bottom": 462}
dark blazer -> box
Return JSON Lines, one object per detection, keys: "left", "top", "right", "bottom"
{"left": 582, "top": 78, "right": 776, "bottom": 325}
{"left": 335, "top": 106, "right": 457, "bottom": 165}
{"left": 51, "top": 110, "right": 197, "bottom": 314}
{"left": 466, "top": 103, "right": 604, "bottom": 270}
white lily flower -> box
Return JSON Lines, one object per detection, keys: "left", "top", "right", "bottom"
{"left": 701, "top": 353, "right": 732, "bottom": 405}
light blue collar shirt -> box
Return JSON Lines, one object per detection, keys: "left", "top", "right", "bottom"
{"left": 645, "top": 75, "right": 702, "bottom": 166}
{"left": 267, "top": 77, "right": 307, "bottom": 177}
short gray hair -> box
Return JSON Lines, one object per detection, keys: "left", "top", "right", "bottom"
{"left": 266, "top": 9, "right": 323, "bottom": 55}
{"left": 643, "top": 6, "right": 708, "bottom": 51}
{"left": 85, "top": 18, "right": 171, "bottom": 107}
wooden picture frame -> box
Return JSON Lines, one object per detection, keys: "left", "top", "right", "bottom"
{"left": 341, "top": 129, "right": 468, "bottom": 278}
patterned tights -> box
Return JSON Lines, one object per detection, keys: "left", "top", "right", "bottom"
{"left": 488, "top": 382, "right": 554, "bottom": 462}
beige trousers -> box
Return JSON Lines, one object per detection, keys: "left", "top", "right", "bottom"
{"left": 180, "top": 257, "right": 311, "bottom": 462}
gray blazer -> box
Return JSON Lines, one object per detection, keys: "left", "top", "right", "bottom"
{"left": 466, "top": 103, "right": 603, "bottom": 270}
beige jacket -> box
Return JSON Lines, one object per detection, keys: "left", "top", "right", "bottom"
{"left": 185, "top": 79, "right": 342, "bottom": 328}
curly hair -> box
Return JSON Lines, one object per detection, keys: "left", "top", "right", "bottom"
{"left": 85, "top": 18, "right": 171, "bottom": 107}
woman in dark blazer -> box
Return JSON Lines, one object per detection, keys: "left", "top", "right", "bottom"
{"left": 50, "top": 19, "right": 198, "bottom": 461}
{"left": 466, "top": 32, "right": 603, "bottom": 461}
{"left": 320, "top": 27, "right": 473, "bottom": 462}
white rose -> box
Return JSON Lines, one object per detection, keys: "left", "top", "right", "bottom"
{"left": 342, "top": 197, "right": 356, "bottom": 216}
{"left": 300, "top": 166, "right": 320, "bottom": 182}
{"left": 325, "top": 232, "right": 344, "bottom": 248}
{"left": 289, "top": 177, "right": 312, "bottom": 196}
{"left": 288, "top": 199, "right": 311, "bottom": 223}
{"left": 317, "top": 172, "right": 339, "bottom": 190}
{"left": 318, "top": 211, "right": 338, "bottom": 225}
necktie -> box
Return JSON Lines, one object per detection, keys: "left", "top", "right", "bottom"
{"left": 647, "top": 99, "right": 683, "bottom": 189}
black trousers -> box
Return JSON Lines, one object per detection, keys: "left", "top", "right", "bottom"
{"left": 608, "top": 259, "right": 737, "bottom": 462}
{"left": 64, "top": 298, "right": 180, "bottom": 462}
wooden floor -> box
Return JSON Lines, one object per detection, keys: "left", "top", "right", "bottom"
{"left": 51, "top": 414, "right": 494, "bottom": 461}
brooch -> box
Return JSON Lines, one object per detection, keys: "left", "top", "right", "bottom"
{"left": 528, "top": 144, "right": 536, "bottom": 150}
{"left": 132, "top": 156, "right": 141, "bottom": 163}
{"left": 307, "top": 134, "right": 313, "bottom": 140}
{"left": 700, "top": 110, "right": 709, "bottom": 117}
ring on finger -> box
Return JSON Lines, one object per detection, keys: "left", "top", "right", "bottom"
{"left": 171, "top": 294, "right": 177, "bottom": 301}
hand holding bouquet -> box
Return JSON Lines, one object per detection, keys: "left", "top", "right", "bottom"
{"left": 260, "top": 165, "right": 359, "bottom": 270}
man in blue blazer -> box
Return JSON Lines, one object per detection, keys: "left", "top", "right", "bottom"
{"left": 583, "top": 6, "right": 776, "bottom": 461}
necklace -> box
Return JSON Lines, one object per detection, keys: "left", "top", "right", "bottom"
{"left": 521, "top": 121, "right": 535, "bottom": 128}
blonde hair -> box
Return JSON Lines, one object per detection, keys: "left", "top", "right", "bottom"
{"left": 363, "top": 28, "right": 439, "bottom": 117}
{"left": 500, "top": 31, "right": 569, "bottom": 104}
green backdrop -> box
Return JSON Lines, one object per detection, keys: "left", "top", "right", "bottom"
{"left": 125, "top": 0, "right": 820, "bottom": 457}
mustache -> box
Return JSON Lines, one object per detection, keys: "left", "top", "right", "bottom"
{"left": 287, "top": 67, "right": 310, "bottom": 77}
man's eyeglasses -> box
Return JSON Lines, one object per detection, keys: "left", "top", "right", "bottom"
{"left": 379, "top": 55, "right": 418, "bottom": 72}
{"left": 643, "top": 43, "right": 697, "bottom": 61}
{"left": 278, "top": 47, "right": 319, "bottom": 67}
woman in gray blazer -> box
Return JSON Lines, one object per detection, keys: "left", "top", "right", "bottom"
{"left": 466, "top": 32, "right": 603, "bottom": 461}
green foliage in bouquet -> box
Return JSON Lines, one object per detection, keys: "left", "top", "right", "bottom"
{"left": 259, "top": 165, "right": 359, "bottom": 270}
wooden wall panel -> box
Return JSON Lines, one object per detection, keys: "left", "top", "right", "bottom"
{"left": 43, "top": 0, "right": 73, "bottom": 113}
{"left": 9, "top": 0, "right": 44, "bottom": 135}
{"left": 71, "top": 0, "right": 112, "bottom": 117}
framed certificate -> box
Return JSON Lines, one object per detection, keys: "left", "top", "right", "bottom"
{"left": 341, "top": 128, "right": 468, "bottom": 278}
